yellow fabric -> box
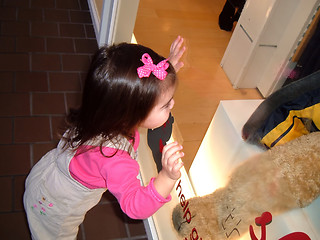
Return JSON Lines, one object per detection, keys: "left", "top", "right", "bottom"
{"left": 261, "top": 103, "right": 320, "bottom": 148}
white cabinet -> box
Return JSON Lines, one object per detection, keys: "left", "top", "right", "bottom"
{"left": 220, "top": 0, "right": 320, "bottom": 97}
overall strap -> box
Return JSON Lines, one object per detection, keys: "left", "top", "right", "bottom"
{"left": 99, "top": 135, "right": 138, "bottom": 160}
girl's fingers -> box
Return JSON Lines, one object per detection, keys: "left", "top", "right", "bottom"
{"left": 161, "top": 142, "right": 184, "bottom": 180}
{"left": 170, "top": 36, "right": 185, "bottom": 58}
{"left": 171, "top": 36, "right": 183, "bottom": 52}
{"left": 173, "top": 160, "right": 184, "bottom": 172}
{"left": 170, "top": 159, "right": 184, "bottom": 179}
{"left": 162, "top": 142, "right": 184, "bottom": 168}
{"left": 170, "top": 36, "right": 181, "bottom": 52}
{"left": 167, "top": 151, "right": 184, "bottom": 167}
{"left": 169, "top": 36, "right": 186, "bottom": 72}
{"left": 162, "top": 142, "right": 182, "bottom": 159}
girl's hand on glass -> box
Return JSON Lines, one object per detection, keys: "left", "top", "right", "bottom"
{"left": 168, "top": 36, "right": 186, "bottom": 73}
{"left": 161, "top": 141, "right": 184, "bottom": 180}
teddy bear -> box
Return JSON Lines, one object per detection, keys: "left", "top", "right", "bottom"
{"left": 172, "top": 131, "right": 320, "bottom": 239}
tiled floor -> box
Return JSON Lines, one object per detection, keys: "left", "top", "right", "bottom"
{"left": 0, "top": 0, "right": 147, "bottom": 239}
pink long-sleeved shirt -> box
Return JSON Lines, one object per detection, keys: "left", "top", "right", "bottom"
{"left": 69, "top": 132, "right": 171, "bottom": 219}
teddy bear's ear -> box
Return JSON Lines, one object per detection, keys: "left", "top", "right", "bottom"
{"left": 242, "top": 70, "right": 320, "bottom": 149}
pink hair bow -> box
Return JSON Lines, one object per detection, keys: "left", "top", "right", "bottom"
{"left": 137, "top": 53, "right": 169, "bottom": 80}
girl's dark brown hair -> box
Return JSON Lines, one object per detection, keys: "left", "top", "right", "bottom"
{"left": 63, "top": 43, "right": 176, "bottom": 154}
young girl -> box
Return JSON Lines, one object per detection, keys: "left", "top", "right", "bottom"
{"left": 24, "top": 36, "right": 186, "bottom": 239}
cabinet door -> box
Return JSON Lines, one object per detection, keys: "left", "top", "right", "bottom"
{"left": 240, "top": 0, "right": 276, "bottom": 42}
{"left": 220, "top": 24, "right": 253, "bottom": 86}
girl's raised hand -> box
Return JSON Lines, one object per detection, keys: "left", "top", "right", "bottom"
{"left": 168, "top": 36, "right": 186, "bottom": 73}
{"left": 161, "top": 141, "right": 184, "bottom": 180}
{"left": 153, "top": 141, "right": 184, "bottom": 198}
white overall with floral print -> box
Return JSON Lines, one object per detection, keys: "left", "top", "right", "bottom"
{"left": 23, "top": 137, "right": 135, "bottom": 240}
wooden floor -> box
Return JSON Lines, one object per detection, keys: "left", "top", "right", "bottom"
{"left": 134, "top": 0, "right": 262, "bottom": 171}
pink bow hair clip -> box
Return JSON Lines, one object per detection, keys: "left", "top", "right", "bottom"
{"left": 137, "top": 53, "right": 169, "bottom": 80}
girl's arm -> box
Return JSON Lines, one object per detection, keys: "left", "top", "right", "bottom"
{"left": 104, "top": 142, "right": 184, "bottom": 219}
{"left": 153, "top": 142, "right": 184, "bottom": 198}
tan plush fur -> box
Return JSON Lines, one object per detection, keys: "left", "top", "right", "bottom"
{"left": 172, "top": 132, "right": 320, "bottom": 239}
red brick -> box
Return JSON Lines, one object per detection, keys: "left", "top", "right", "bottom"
{"left": 74, "top": 39, "right": 97, "bottom": 53}
{"left": 18, "top": 8, "right": 43, "bottom": 21}
{"left": 80, "top": 72, "right": 86, "bottom": 86}
{"left": 79, "top": 0, "right": 89, "bottom": 11}
{"left": 31, "top": 22, "right": 59, "bottom": 37}
{"left": 66, "top": 92, "right": 82, "bottom": 109}
{"left": 62, "top": 54, "right": 90, "bottom": 71}
{"left": 0, "top": 144, "right": 30, "bottom": 174}
{"left": 83, "top": 203, "right": 127, "bottom": 239}
{"left": 32, "top": 93, "right": 66, "bottom": 114}
{"left": 51, "top": 116, "right": 65, "bottom": 140}
{"left": 32, "top": 53, "right": 61, "bottom": 71}
{"left": 47, "top": 38, "right": 75, "bottom": 53}
{"left": 126, "top": 218, "right": 146, "bottom": 237}
{"left": 56, "top": 0, "right": 80, "bottom": 10}
{"left": 0, "top": 177, "right": 12, "bottom": 212}
{"left": 49, "top": 72, "right": 81, "bottom": 91}
{"left": 70, "top": 10, "right": 91, "bottom": 23}
{"left": 45, "top": 9, "right": 70, "bottom": 22}
{"left": 1, "top": 21, "right": 29, "bottom": 36}
{"left": 14, "top": 175, "right": 26, "bottom": 211}
{"left": 3, "top": 0, "right": 29, "bottom": 7}
{"left": 85, "top": 24, "right": 96, "bottom": 39}
{"left": 0, "top": 118, "right": 13, "bottom": 144}
{"left": 0, "top": 72, "right": 14, "bottom": 92}
{"left": 14, "top": 116, "right": 51, "bottom": 142}
{"left": 16, "top": 36, "right": 45, "bottom": 52}
{"left": 0, "top": 212, "right": 31, "bottom": 239}
{"left": 31, "top": 0, "right": 55, "bottom": 8}
{"left": 32, "top": 142, "right": 57, "bottom": 164}
{"left": 0, "top": 37, "right": 15, "bottom": 52}
{"left": 15, "top": 72, "right": 48, "bottom": 92}
{"left": 0, "top": 53, "right": 29, "bottom": 71}
{"left": 60, "top": 23, "right": 86, "bottom": 38}
{"left": 0, "top": 7, "right": 17, "bottom": 21}
{"left": 0, "top": 93, "right": 30, "bottom": 116}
